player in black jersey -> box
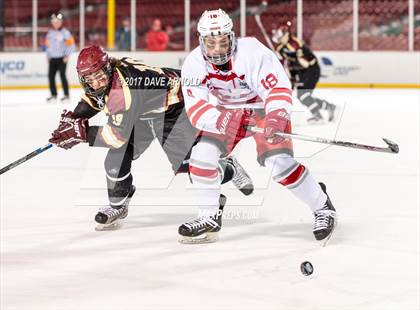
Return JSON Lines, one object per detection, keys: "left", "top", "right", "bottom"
{"left": 272, "top": 22, "right": 337, "bottom": 123}
{"left": 48, "top": 45, "right": 254, "bottom": 230}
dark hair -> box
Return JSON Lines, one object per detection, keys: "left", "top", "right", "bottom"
{"left": 109, "top": 57, "right": 121, "bottom": 68}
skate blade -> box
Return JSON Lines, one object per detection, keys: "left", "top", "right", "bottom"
{"left": 239, "top": 185, "right": 254, "bottom": 196}
{"left": 307, "top": 118, "right": 325, "bottom": 125}
{"left": 178, "top": 232, "right": 219, "bottom": 244}
{"left": 95, "top": 221, "right": 123, "bottom": 231}
{"left": 319, "top": 218, "right": 338, "bottom": 247}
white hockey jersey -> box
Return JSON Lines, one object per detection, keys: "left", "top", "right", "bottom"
{"left": 181, "top": 37, "right": 292, "bottom": 133}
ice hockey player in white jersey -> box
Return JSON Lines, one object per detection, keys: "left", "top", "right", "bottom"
{"left": 178, "top": 9, "right": 337, "bottom": 245}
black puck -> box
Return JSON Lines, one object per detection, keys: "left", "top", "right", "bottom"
{"left": 300, "top": 261, "right": 313, "bottom": 276}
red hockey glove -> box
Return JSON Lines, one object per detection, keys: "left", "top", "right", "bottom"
{"left": 49, "top": 110, "right": 88, "bottom": 150}
{"left": 263, "top": 109, "right": 290, "bottom": 144}
{"left": 216, "top": 109, "right": 256, "bottom": 143}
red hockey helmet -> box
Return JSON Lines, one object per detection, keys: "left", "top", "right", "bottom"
{"left": 77, "top": 45, "right": 112, "bottom": 98}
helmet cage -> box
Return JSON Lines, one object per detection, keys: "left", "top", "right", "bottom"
{"left": 197, "top": 9, "right": 236, "bottom": 66}
{"left": 272, "top": 28, "right": 287, "bottom": 44}
{"left": 272, "top": 21, "right": 292, "bottom": 44}
{"left": 78, "top": 62, "right": 113, "bottom": 98}
{"left": 199, "top": 32, "right": 237, "bottom": 66}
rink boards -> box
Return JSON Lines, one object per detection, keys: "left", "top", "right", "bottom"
{"left": 1, "top": 51, "right": 419, "bottom": 89}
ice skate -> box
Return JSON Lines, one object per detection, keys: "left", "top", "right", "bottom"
{"left": 46, "top": 96, "right": 57, "bottom": 103}
{"left": 60, "top": 95, "right": 70, "bottom": 103}
{"left": 313, "top": 182, "right": 337, "bottom": 246}
{"left": 178, "top": 194, "right": 226, "bottom": 244}
{"left": 226, "top": 155, "right": 254, "bottom": 195}
{"left": 95, "top": 185, "right": 136, "bottom": 231}
{"left": 325, "top": 102, "right": 338, "bottom": 122}
{"left": 307, "top": 111, "right": 324, "bottom": 125}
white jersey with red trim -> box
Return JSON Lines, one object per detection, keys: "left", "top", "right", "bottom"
{"left": 181, "top": 37, "right": 292, "bottom": 133}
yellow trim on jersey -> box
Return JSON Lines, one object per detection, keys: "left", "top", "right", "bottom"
{"left": 121, "top": 58, "right": 165, "bottom": 74}
{"left": 103, "top": 95, "right": 110, "bottom": 114}
{"left": 116, "top": 68, "right": 132, "bottom": 111}
{"left": 81, "top": 94, "right": 102, "bottom": 111}
{"left": 292, "top": 36, "right": 304, "bottom": 47}
{"left": 167, "top": 78, "right": 181, "bottom": 106}
{"left": 286, "top": 43, "right": 296, "bottom": 52}
{"left": 100, "top": 125, "right": 125, "bottom": 148}
{"left": 141, "top": 78, "right": 181, "bottom": 115}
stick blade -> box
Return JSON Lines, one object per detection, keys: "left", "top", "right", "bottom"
{"left": 382, "top": 138, "right": 399, "bottom": 153}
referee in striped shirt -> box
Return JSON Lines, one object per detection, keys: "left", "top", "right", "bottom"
{"left": 45, "top": 13, "right": 76, "bottom": 103}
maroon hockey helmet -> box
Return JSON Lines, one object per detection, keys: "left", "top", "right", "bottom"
{"left": 272, "top": 21, "right": 292, "bottom": 44}
{"left": 77, "top": 45, "right": 112, "bottom": 98}
{"left": 77, "top": 45, "right": 109, "bottom": 76}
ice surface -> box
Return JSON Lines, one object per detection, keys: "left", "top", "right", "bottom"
{"left": 1, "top": 88, "right": 419, "bottom": 310}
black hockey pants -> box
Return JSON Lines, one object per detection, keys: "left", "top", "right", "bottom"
{"left": 104, "top": 104, "right": 197, "bottom": 206}
{"left": 295, "top": 64, "right": 327, "bottom": 116}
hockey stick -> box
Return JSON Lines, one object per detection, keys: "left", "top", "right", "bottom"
{"left": 246, "top": 126, "right": 399, "bottom": 154}
{"left": 0, "top": 143, "right": 53, "bottom": 175}
{"left": 253, "top": 1, "right": 278, "bottom": 54}
{"left": 252, "top": 1, "right": 297, "bottom": 85}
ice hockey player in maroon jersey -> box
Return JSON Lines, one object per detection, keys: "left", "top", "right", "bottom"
{"left": 272, "top": 22, "right": 337, "bottom": 123}
{"left": 48, "top": 45, "right": 254, "bottom": 230}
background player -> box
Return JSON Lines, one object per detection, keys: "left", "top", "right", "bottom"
{"left": 272, "top": 22, "right": 337, "bottom": 123}
{"left": 48, "top": 45, "right": 253, "bottom": 230}
{"left": 178, "top": 9, "right": 336, "bottom": 245}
